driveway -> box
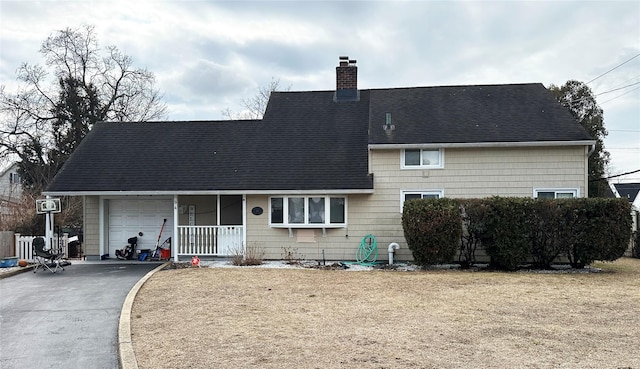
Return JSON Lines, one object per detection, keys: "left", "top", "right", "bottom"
{"left": 0, "top": 262, "right": 160, "bottom": 369}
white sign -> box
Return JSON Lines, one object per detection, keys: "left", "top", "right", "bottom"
{"left": 36, "top": 198, "right": 61, "bottom": 214}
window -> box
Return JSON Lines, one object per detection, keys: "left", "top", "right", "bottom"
{"left": 9, "top": 172, "right": 21, "bottom": 184}
{"left": 533, "top": 189, "right": 578, "bottom": 199}
{"left": 402, "top": 149, "right": 443, "bottom": 169}
{"left": 400, "top": 190, "right": 443, "bottom": 211}
{"left": 270, "top": 196, "right": 347, "bottom": 227}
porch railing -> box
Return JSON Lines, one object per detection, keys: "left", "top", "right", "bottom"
{"left": 177, "top": 226, "right": 243, "bottom": 256}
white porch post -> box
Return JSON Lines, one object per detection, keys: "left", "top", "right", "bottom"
{"left": 173, "top": 195, "right": 179, "bottom": 262}
{"left": 242, "top": 194, "right": 247, "bottom": 255}
{"left": 99, "top": 197, "right": 105, "bottom": 258}
{"left": 45, "top": 195, "right": 53, "bottom": 249}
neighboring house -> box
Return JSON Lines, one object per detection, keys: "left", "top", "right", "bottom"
{"left": 0, "top": 163, "right": 23, "bottom": 227}
{"left": 44, "top": 57, "right": 595, "bottom": 262}
{"left": 609, "top": 182, "right": 640, "bottom": 254}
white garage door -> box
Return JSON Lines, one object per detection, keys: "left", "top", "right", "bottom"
{"left": 108, "top": 199, "right": 173, "bottom": 258}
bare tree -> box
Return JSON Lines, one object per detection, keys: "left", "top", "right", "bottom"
{"left": 0, "top": 25, "right": 167, "bottom": 192}
{"left": 223, "top": 77, "right": 290, "bottom": 120}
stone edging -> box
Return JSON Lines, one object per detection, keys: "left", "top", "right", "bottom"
{"left": 118, "top": 262, "right": 170, "bottom": 369}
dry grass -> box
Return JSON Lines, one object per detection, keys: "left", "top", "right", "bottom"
{"left": 131, "top": 258, "right": 640, "bottom": 369}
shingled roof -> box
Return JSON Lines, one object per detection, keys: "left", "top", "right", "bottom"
{"left": 45, "top": 90, "right": 373, "bottom": 194}
{"left": 613, "top": 183, "right": 640, "bottom": 203}
{"left": 45, "top": 82, "right": 593, "bottom": 195}
{"left": 368, "top": 83, "right": 593, "bottom": 145}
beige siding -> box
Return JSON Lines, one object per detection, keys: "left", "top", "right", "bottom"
{"left": 366, "top": 146, "right": 588, "bottom": 261}
{"left": 83, "top": 196, "right": 100, "bottom": 258}
{"left": 374, "top": 146, "right": 588, "bottom": 198}
{"left": 80, "top": 146, "right": 588, "bottom": 263}
{"left": 245, "top": 146, "right": 588, "bottom": 262}
{"left": 246, "top": 195, "right": 387, "bottom": 261}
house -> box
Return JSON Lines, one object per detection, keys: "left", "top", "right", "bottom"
{"left": 44, "top": 57, "right": 595, "bottom": 262}
{"left": 0, "top": 163, "right": 23, "bottom": 227}
{"left": 609, "top": 182, "right": 640, "bottom": 255}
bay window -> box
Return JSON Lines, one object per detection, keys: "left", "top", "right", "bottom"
{"left": 270, "top": 196, "right": 347, "bottom": 227}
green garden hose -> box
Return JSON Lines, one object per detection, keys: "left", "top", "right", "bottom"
{"left": 355, "top": 234, "right": 378, "bottom": 264}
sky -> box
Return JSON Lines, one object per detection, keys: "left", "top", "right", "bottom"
{"left": 1, "top": 0, "right": 639, "bottom": 182}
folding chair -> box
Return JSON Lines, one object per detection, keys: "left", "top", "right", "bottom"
{"left": 32, "top": 237, "right": 65, "bottom": 273}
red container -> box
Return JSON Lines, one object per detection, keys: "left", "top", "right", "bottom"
{"left": 160, "top": 249, "right": 171, "bottom": 260}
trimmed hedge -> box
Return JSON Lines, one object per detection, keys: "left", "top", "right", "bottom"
{"left": 480, "top": 197, "right": 532, "bottom": 271}
{"left": 402, "top": 198, "right": 462, "bottom": 266}
{"left": 401, "top": 197, "right": 632, "bottom": 270}
{"left": 458, "top": 199, "right": 489, "bottom": 269}
{"left": 562, "top": 198, "right": 632, "bottom": 268}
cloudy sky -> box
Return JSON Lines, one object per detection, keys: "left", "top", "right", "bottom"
{"left": 1, "top": 0, "right": 639, "bottom": 181}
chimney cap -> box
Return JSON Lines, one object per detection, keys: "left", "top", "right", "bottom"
{"left": 339, "top": 56, "right": 349, "bottom": 60}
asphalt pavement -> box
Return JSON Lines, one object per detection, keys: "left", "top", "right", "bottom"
{"left": 0, "top": 261, "right": 160, "bottom": 369}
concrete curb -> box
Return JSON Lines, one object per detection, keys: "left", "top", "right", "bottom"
{"left": 0, "top": 265, "right": 34, "bottom": 279}
{"left": 118, "top": 262, "right": 170, "bottom": 369}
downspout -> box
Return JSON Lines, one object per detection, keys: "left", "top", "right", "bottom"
{"left": 387, "top": 242, "right": 400, "bottom": 265}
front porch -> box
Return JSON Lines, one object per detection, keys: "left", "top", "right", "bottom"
{"left": 176, "top": 225, "right": 244, "bottom": 257}
{"left": 86, "top": 194, "right": 246, "bottom": 261}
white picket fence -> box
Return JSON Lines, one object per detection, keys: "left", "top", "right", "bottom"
{"left": 14, "top": 233, "right": 70, "bottom": 262}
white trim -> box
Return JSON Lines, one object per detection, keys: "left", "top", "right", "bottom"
{"left": 242, "top": 195, "right": 247, "bottom": 254}
{"left": 370, "top": 140, "right": 596, "bottom": 150}
{"left": 533, "top": 188, "right": 579, "bottom": 198}
{"left": 401, "top": 148, "right": 444, "bottom": 169}
{"left": 43, "top": 188, "right": 374, "bottom": 197}
{"left": 400, "top": 189, "right": 444, "bottom": 212}
{"left": 173, "top": 195, "right": 179, "bottom": 262}
{"left": 99, "top": 197, "right": 105, "bottom": 257}
{"left": 269, "top": 195, "right": 347, "bottom": 228}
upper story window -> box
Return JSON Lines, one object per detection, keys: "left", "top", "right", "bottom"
{"left": 534, "top": 188, "right": 578, "bottom": 199}
{"left": 270, "top": 196, "right": 346, "bottom": 227}
{"left": 9, "top": 172, "right": 21, "bottom": 184}
{"left": 402, "top": 149, "right": 443, "bottom": 169}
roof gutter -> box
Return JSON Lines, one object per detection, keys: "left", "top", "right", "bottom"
{"left": 368, "top": 140, "right": 596, "bottom": 150}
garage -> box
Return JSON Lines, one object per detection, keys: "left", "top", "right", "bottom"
{"left": 107, "top": 198, "right": 173, "bottom": 258}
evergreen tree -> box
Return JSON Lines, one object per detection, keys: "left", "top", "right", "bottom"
{"left": 549, "top": 80, "right": 609, "bottom": 197}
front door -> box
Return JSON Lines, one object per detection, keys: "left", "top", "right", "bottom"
{"left": 219, "top": 195, "right": 243, "bottom": 254}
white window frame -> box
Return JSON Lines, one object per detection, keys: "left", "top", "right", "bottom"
{"left": 269, "top": 196, "right": 347, "bottom": 228}
{"left": 9, "top": 172, "right": 21, "bottom": 184}
{"left": 400, "top": 190, "right": 444, "bottom": 212}
{"left": 401, "top": 148, "right": 444, "bottom": 169}
{"left": 533, "top": 188, "right": 579, "bottom": 199}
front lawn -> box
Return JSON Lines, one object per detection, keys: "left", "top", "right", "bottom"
{"left": 131, "top": 258, "right": 640, "bottom": 369}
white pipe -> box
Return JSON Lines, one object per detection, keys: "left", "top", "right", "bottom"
{"left": 387, "top": 242, "right": 400, "bottom": 265}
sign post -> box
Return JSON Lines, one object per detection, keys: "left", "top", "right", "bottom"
{"left": 36, "top": 198, "right": 61, "bottom": 249}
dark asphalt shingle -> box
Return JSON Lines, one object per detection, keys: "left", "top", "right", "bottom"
{"left": 46, "top": 83, "right": 592, "bottom": 193}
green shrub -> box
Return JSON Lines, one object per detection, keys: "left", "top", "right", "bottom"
{"left": 457, "top": 199, "right": 489, "bottom": 269}
{"left": 402, "top": 198, "right": 462, "bottom": 267}
{"left": 529, "top": 199, "right": 570, "bottom": 269}
{"left": 565, "top": 198, "right": 632, "bottom": 268}
{"left": 481, "top": 197, "right": 532, "bottom": 271}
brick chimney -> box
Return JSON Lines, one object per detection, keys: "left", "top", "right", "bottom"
{"left": 335, "top": 56, "right": 359, "bottom": 101}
